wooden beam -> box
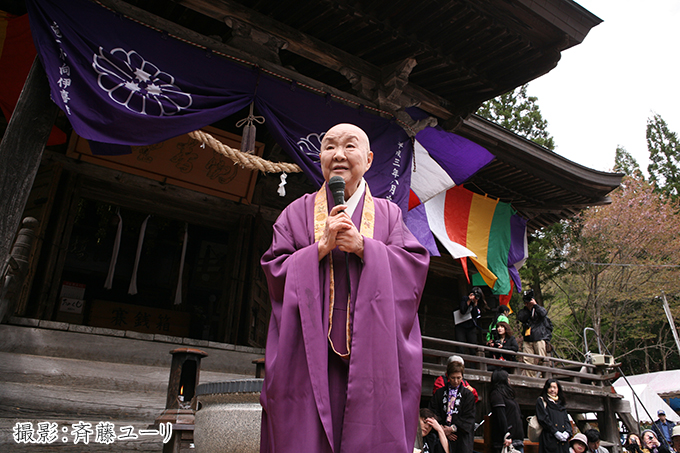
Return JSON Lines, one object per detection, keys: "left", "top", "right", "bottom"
{"left": 601, "top": 397, "right": 622, "bottom": 453}
{"left": 42, "top": 150, "right": 282, "bottom": 225}
{"left": 458, "top": 115, "right": 623, "bottom": 195}
{"left": 168, "top": 0, "right": 455, "bottom": 119}
{"left": 0, "top": 58, "right": 58, "bottom": 278}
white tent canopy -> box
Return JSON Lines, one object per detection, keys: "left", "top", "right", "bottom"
{"left": 613, "top": 372, "right": 680, "bottom": 423}
{"left": 613, "top": 370, "right": 680, "bottom": 399}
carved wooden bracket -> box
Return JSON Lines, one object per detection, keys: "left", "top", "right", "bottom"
{"left": 224, "top": 17, "right": 288, "bottom": 65}
{"left": 380, "top": 58, "right": 417, "bottom": 106}
{"left": 341, "top": 58, "right": 438, "bottom": 135}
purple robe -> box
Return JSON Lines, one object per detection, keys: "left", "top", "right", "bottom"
{"left": 260, "top": 185, "right": 430, "bottom": 453}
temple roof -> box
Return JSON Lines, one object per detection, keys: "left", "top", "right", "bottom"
{"left": 458, "top": 115, "right": 623, "bottom": 231}
{"left": 100, "top": 0, "right": 602, "bottom": 124}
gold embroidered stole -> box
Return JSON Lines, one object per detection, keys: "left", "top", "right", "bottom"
{"left": 314, "top": 182, "right": 375, "bottom": 358}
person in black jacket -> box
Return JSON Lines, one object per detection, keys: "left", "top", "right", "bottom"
{"left": 536, "top": 378, "right": 572, "bottom": 453}
{"left": 455, "top": 287, "right": 486, "bottom": 355}
{"left": 429, "top": 361, "right": 477, "bottom": 453}
{"left": 623, "top": 434, "right": 642, "bottom": 453}
{"left": 517, "top": 289, "right": 551, "bottom": 377}
{"left": 490, "top": 321, "right": 519, "bottom": 363}
{"left": 490, "top": 369, "right": 524, "bottom": 453}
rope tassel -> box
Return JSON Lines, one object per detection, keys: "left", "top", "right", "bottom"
{"left": 236, "top": 102, "right": 265, "bottom": 154}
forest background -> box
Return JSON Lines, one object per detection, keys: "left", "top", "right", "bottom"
{"left": 477, "top": 87, "right": 680, "bottom": 375}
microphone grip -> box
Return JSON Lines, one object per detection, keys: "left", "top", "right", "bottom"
{"left": 328, "top": 176, "right": 346, "bottom": 212}
{"left": 333, "top": 194, "right": 345, "bottom": 213}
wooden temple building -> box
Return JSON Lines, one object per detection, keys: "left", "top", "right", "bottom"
{"left": 0, "top": 0, "right": 630, "bottom": 451}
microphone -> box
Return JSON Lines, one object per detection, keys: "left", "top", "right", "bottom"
{"left": 328, "top": 176, "right": 351, "bottom": 297}
{"left": 328, "top": 176, "right": 346, "bottom": 210}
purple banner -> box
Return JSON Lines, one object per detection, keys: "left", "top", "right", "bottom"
{"left": 27, "top": 0, "right": 413, "bottom": 211}
{"left": 508, "top": 214, "right": 528, "bottom": 292}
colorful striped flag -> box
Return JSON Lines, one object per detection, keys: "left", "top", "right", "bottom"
{"left": 425, "top": 185, "right": 523, "bottom": 295}
{"left": 406, "top": 121, "right": 494, "bottom": 256}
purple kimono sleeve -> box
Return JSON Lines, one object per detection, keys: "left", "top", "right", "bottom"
{"left": 259, "top": 195, "right": 335, "bottom": 453}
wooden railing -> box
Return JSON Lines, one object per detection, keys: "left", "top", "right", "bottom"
{"left": 421, "top": 336, "right": 619, "bottom": 384}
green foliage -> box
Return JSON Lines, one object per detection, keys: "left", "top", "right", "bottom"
{"left": 647, "top": 113, "right": 680, "bottom": 199}
{"left": 614, "top": 146, "right": 643, "bottom": 179}
{"left": 477, "top": 84, "right": 555, "bottom": 150}
{"left": 536, "top": 177, "right": 680, "bottom": 371}
{"left": 519, "top": 222, "right": 569, "bottom": 305}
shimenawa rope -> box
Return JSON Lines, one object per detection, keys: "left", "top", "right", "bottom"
{"left": 188, "top": 129, "right": 302, "bottom": 174}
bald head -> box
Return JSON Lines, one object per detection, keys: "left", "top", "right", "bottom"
{"left": 322, "top": 123, "right": 371, "bottom": 152}
{"left": 320, "top": 123, "right": 373, "bottom": 199}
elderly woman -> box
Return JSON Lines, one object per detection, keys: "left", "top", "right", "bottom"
{"left": 569, "top": 433, "right": 588, "bottom": 453}
{"left": 536, "top": 379, "right": 572, "bottom": 453}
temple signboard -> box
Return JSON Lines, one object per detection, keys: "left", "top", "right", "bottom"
{"left": 67, "top": 126, "right": 263, "bottom": 203}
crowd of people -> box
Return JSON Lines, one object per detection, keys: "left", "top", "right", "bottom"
{"left": 454, "top": 286, "right": 552, "bottom": 376}
{"left": 431, "top": 286, "right": 680, "bottom": 453}
{"left": 418, "top": 356, "right": 680, "bottom": 453}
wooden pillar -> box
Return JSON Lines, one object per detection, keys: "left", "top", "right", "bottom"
{"left": 0, "top": 57, "right": 58, "bottom": 271}
{"left": 601, "top": 397, "right": 621, "bottom": 453}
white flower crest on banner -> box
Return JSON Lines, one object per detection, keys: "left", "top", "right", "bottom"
{"left": 93, "top": 47, "right": 192, "bottom": 116}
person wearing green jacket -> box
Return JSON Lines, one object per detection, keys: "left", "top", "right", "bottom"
{"left": 486, "top": 305, "right": 510, "bottom": 345}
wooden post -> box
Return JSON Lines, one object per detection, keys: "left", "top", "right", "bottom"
{"left": 601, "top": 397, "right": 621, "bottom": 453}
{"left": 0, "top": 57, "right": 58, "bottom": 273}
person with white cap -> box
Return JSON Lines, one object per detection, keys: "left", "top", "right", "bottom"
{"left": 431, "top": 355, "right": 479, "bottom": 403}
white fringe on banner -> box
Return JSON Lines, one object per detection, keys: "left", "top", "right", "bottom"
{"left": 104, "top": 209, "right": 123, "bottom": 290}
{"left": 174, "top": 223, "right": 188, "bottom": 305}
{"left": 128, "top": 215, "right": 150, "bottom": 295}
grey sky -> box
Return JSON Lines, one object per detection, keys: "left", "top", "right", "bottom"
{"left": 528, "top": 0, "right": 680, "bottom": 176}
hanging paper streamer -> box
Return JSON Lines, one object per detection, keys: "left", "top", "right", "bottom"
{"left": 235, "top": 102, "right": 265, "bottom": 154}
{"left": 174, "top": 223, "right": 188, "bottom": 305}
{"left": 128, "top": 215, "right": 150, "bottom": 295}
{"left": 277, "top": 173, "right": 288, "bottom": 197}
{"left": 104, "top": 209, "right": 123, "bottom": 289}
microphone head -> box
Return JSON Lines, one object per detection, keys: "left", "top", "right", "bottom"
{"left": 328, "top": 176, "right": 346, "bottom": 206}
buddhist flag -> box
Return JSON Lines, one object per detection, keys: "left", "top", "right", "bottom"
{"left": 424, "top": 189, "right": 476, "bottom": 260}
{"left": 425, "top": 185, "right": 519, "bottom": 295}
{"left": 498, "top": 280, "right": 514, "bottom": 313}
{"left": 410, "top": 125, "right": 494, "bottom": 204}
{"left": 407, "top": 119, "right": 494, "bottom": 256}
